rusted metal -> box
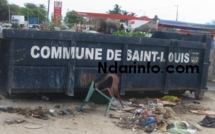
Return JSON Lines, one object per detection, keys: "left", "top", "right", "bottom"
{"left": 203, "top": 43, "right": 206, "bottom": 49}
{"left": 79, "top": 73, "right": 97, "bottom": 86}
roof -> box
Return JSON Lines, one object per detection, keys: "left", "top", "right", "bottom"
{"left": 75, "top": 11, "right": 152, "bottom": 21}
{"left": 158, "top": 19, "right": 215, "bottom": 31}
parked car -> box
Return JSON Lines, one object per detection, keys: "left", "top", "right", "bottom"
{"left": 29, "top": 24, "right": 40, "bottom": 30}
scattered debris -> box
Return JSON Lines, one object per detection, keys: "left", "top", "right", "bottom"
{"left": 4, "top": 119, "right": 26, "bottom": 125}
{"left": 157, "top": 121, "right": 168, "bottom": 132}
{"left": 123, "top": 107, "right": 136, "bottom": 112}
{"left": 0, "top": 93, "right": 211, "bottom": 133}
{"left": 49, "top": 109, "right": 57, "bottom": 117}
{"left": 162, "top": 95, "right": 181, "bottom": 102}
{"left": 187, "top": 121, "right": 202, "bottom": 131}
{"left": 158, "top": 100, "right": 177, "bottom": 106}
{"left": 190, "top": 110, "right": 215, "bottom": 116}
{"left": 62, "top": 110, "right": 69, "bottom": 115}
{"left": 129, "top": 98, "right": 137, "bottom": 103}
{"left": 193, "top": 101, "right": 200, "bottom": 104}
{"left": 55, "top": 105, "right": 61, "bottom": 108}
{"left": 0, "top": 105, "right": 75, "bottom": 119}
{"left": 111, "top": 98, "right": 132, "bottom": 108}
{"left": 167, "top": 121, "right": 197, "bottom": 134}
{"left": 108, "top": 96, "right": 206, "bottom": 133}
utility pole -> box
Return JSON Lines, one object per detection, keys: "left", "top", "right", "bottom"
{"left": 8, "top": 3, "right": 10, "bottom": 23}
{"left": 47, "top": 0, "right": 50, "bottom": 23}
{"left": 28, "top": 8, "right": 29, "bottom": 27}
{"left": 176, "top": 5, "right": 178, "bottom": 21}
{"left": 38, "top": 7, "right": 39, "bottom": 24}
{"left": 67, "top": 9, "right": 69, "bottom": 25}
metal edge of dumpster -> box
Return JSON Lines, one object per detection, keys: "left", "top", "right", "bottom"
{"left": 194, "top": 35, "right": 212, "bottom": 100}
{"left": 151, "top": 31, "right": 212, "bottom": 99}
{"left": 0, "top": 29, "right": 10, "bottom": 97}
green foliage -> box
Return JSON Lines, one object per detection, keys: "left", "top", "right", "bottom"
{"left": 48, "top": 22, "right": 67, "bottom": 31}
{"left": 48, "top": 22, "right": 59, "bottom": 30}
{"left": 0, "top": 0, "right": 47, "bottom": 23}
{"left": 0, "top": 0, "right": 20, "bottom": 21}
{"left": 67, "top": 23, "right": 74, "bottom": 28}
{"left": 107, "top": 4, "right": 137, "bottom": 17}
{"left": 24, "top": 3, "right": 37, "bottom": 9}
{"left": 64, "top": 10, "right": 85, "bottom": 29}
{"left": 10, "top": 4, "right": 20, "bottom": 15}
{"left": 113, "top": 30, "right": 147, "bottom": 37}
{"left": 21, "top": 3, "right": 47, "bottom": 23}
{"left": 49, "top": 13, "right": 69, "bottom": 30}
{"left": 65, "top": 10, "right": 85, "bottom": 24}
{"left": 50, "top": 14, "right": 62, "bottom": 27}
{"left": 107, "top": 4, "right": 122, "bottom": 14}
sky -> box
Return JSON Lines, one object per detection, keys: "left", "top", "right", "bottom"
{"left": 8, "top": 0, "right": 215, "bottom": 24}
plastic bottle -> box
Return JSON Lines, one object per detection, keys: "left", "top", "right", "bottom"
{"left": 142, "top": 117, "right": 155, "bottom": 126}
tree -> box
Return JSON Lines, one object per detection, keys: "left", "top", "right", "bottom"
{"left": 64, "top": 10, "right": 85, "bottom": 28}
{"left": 107, "top": 4, "right": 122, "bottom": 14}
{"left": 24, "top": 3, "right": 37, "bottom": 9}
{"left": 107, "top": 4, "right": 138, "bottom": 18}
{"left": 0, "top": 1, "right": 47, "bottom": 23}
{"left": 0, "top": 0, "right": 20, "bottom": 22}
{"left": 39, "top": 4, "right": 46, "bottom": 10}
{"left": 121, "top": 10, "right": 129, "bottom": 15}
{"left": 106, "top": 4, "right": 139, "bottom": 23}
{"left": 9, "top": 4, "right": 20, "bottom": 15}
{"left": 129, "top": 12, "right": 137, "bottom": 16}
{"left": 49, "top": 14, "right": 63, "bottom": 29}
{"left": 0, "top": 0, "right": 8, "bottom": 21}
{"left": 119, "top": 10, "right": 130, "bottom": 22}
{"left": 19, "top": 3, "right": 47, "bottom": 23}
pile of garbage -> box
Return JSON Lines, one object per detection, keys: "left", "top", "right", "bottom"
{"left": 109, "top": 96, "right": 203, "bottom": 133}
{"left": 0, "top": 105, "right": 75, "bottom": 120}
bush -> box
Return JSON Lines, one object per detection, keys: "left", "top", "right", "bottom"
{"left": 113, "top": 30, "right": 147, "bottom": 37}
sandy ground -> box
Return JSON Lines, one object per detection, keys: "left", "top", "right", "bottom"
{"left": 0, "top": 81, "right": 215, "bottom": 134}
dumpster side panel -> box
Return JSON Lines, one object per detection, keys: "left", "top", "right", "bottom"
{"left": 12, "top": 39, "right": 71, "bottom": 66}
{"left": 151, "top": 31, "right": 206, "bottom": 42}
{"left": 12, "top": 67, "right": 67, "bottom": 92}
{"left": 1, "top": 29, "right": 212, "bottom": 96}
{"left": 0, "top": 39, "right": 10, "bottom": 96}
{"left": 199, "top": 36, "right": 211, "bottom": 91}
{"left": 10, "top": 39, "right": 72, "bottom": 93}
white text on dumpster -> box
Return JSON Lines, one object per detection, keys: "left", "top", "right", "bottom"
{"left": 30, "top": 46, "right": 190, "bottom": 63}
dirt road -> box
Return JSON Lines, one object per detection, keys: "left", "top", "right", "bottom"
{"left": 0, "top": 81, "right": 215, "bottom": 134}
